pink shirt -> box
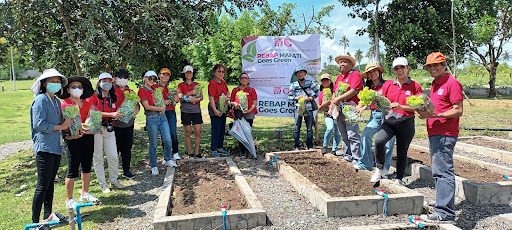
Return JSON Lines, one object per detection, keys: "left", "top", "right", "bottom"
{"left": 334, "top": 70, "right": 363, "bottom": 104}
{"left": 382, "top": 78, "right": 422, "bottom": 117}
{"left": 427, "top": 73, "right": 464, "bottom": 137}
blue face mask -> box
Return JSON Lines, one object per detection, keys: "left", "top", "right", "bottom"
{"left": 100, "top": 82, "right": 112, "bottom": 91}
{"left": 46, "top": 83, "right": 62, "bottom": 93}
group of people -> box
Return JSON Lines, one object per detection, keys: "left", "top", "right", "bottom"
{"left": 290, "top": 52, "right": 463, "bottom": 223}
{"left": 29, "top": 63, "right": 259, "bottom": 228}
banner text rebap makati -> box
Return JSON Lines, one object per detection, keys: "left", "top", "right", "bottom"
{"left": 257, "top": 100, "right": 295, "bottom": 114}
{"left": 257, "top": 53, "right": 301, "bottom": 64}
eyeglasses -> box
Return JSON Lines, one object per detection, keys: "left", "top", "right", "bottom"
{"left": 240, "top": 77, "right": 249, "bottom": 80}
{"left": 393, "top": 65, "right": 407, "bottom": 71}
{"left": 70, "top": 85, "right": 83, "bottom": 89}
{"left": 217, "top": 70, "right": 225, "bottom": 73}
{"left": 148, "top": 76, "right": 158, "bottom": 82}
{"left": 116, "top": 75, "right": 129, "bottom": 79}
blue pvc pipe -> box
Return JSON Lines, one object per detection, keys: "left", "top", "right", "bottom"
{"left": 375, "top": 189, "right": 389, "bottom": 215}
{"left": 24, "top": 220, "right": 59, "bottom": 230}
{"left": 409, "top": 216, "right": 424, "bottom": 228}
{"left": 222, "top": 209, "right": 227, "bottom": 230}
{"left": 75, "top": 202, "right": 94, "bottom": 230}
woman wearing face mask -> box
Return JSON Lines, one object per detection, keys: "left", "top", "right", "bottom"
{"left": 138, "top": 71, "right": 177, "bottom": 176}
{"left": 30, "top": 69, "right": 72, "bottom": 227}
{"left": 112, "top": 69, "right": 140, "bottom": 179}
{"left": 87, "top": 72, "right": 126, "bottom": 193}
{"left": 58, "top": 76, "right": 99, "bottom": 208}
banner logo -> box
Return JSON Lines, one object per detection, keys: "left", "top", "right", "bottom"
{"left": 274, "top": 38, "right": 293, "bottom": 47}
{"left": 273, "top": 87, "right": 281, "bottom": 94}
{"left": 242, "top": 41, "right": 257, "bottom": 62}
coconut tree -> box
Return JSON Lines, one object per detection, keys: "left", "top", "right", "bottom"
{"left": 339, "top": 35, "right": 349, "bottom": 53}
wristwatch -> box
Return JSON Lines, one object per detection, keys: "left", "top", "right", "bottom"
{"left": 183, "top": 96, "right": 189, "bottom": 102}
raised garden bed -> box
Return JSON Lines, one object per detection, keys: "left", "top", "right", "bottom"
{"left": 266, "top": 150, "right": 423, "bottom": 217}
{"left": 392, "top": 144, "right": 512, "bottom": 205}
{"left": 456, "top": 136, "right": 512, "bottom": 163}
{"left": 339, "top": 223, "right": 461, "bottom": 230}
{"left": 153, "top": 157, "right": 266, "bottom": 230}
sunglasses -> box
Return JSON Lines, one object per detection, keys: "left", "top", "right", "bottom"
{"left": 217, "top": 70, "right": 225, "bottom": 73}
{"left": 393, "top": 65, "right": 407, "bottom": 71}
{"left": 116, "top": 75, "right": 129, "bottom": 79}
{"left": 70, "top": 85, "right": 83, "bottom": 89}
{"left": 240, "top": 77, "right": 249, "bottom": 80}
{"left": 147, "top": 76, "right": 158, "bottom": 82}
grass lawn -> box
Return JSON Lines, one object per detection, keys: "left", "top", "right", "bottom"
{"left": 1, "top": 79, "right": 511, "bottom": 229}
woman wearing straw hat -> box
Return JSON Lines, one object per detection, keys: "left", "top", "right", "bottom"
{"left": 318, "top": 73, "right": 341, "bottom": 155}
{"left": 58, "top": 76, "right": 100, "bottom": 208}
{"left": 30, "top": 69, "right": 72, "bottom": 226}
{"left": 353, "top": 63, "right": 396, "bottom": 172}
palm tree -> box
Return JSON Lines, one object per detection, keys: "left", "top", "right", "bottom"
{"left": 339, "top": 35, "right": 349, "bottom": 53}
{"left": 502, "top": 51, "right": 510, "bottom": 61}
{"left": 355, "top": 49, "right": 363, "bottom": 71}
{"left": 328, "top": 55, "right": 333, "bottom": 64}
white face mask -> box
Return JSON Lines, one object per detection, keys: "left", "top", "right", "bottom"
{"left": 117, "top": 78, "right": 128, "bottom": 86}
{"left": 70, "top": 88, "right": 83, "bottom": 98}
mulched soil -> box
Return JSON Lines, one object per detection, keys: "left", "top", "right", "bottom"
{"left": 407, "top": 148, "right": 506, "bottom": 183}
{"left": 171, "top": 160, "right": 248, "bottom": 215}
{"left": 459, "top": 137, "right": 512, "bottom": 152}
{"left": 278, "top": 152, "right": 377, "bottom": 197}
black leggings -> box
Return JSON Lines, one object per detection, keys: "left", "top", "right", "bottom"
{"left": 114, "top": 125, "right": 134, "bottom": 173}
{"left": 32, "top": 151, "right": 61, "bottom": 223}
{"left": 374, "top": 117, "right": 415, "bottom": 179}
{"left": 66, "top": 134, "right": 94, "bottom": 178}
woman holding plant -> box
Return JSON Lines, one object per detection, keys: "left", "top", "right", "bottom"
{"left": 178, "top": 65, "right": 204, "bottom": 158}
{"left": 157, "top": 68, "right": 181, "bottom": 161}
{"left": 138, "top": 71, "right": 177, "bottom": 176}
{"left": 30, "top": 69, "right": 72, "bottom": 225}
{"left": 370, "top": 58, "right": 422, "bottom": 185}
{"left": 353, "top": 63, "right": 396, "bottom": 172}
{"left": 208, "top": 64, "right": 230, "bottom": 157}
{"left": 59, "top": 76, "right": 100, "bottom": 208}
{"left": 113, "top": 69, "right": 140, "bottom": 179}
{"left": 230, "top": 72, "right": 258, "bottom": 158}
{"left": 318, "top": 74, "right": 340, "bottom": 155}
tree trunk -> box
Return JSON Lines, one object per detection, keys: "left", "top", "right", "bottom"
{"left": 488, "top": 65, "right": 497, "bottom": 98}
{"left": 374, "top": 0, "right": 381, "bottom": 66}
{"left": 56, "top": 1, "right": 83, "bottom": 76}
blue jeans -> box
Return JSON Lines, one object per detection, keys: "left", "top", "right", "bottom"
{"left": 146, "top": 114, "right": 172, "bottom": 167}
{"left": 356, "top": 110, "right": 396, "bottom": 171}
{"left": 210, "top": 115, "right": 226, "bottom": 151}
{"left": 429, "top": 135, "right": 457, "bottom": 221}
{"left": 323, "top": 116, "right": 341, "bottom": 151}
{"left": 165, "top": 109, "right": 179, "bottom": 154}
{"left": 294, "top": 112, "right": 314, "bottom": 148}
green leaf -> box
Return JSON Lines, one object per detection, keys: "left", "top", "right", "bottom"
{"left": 242, "top": 54, "right": 254, "bottom": 62}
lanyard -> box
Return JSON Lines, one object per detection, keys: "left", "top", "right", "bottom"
{"left": 45, "top": 93, "right": 60, "bottom": 117}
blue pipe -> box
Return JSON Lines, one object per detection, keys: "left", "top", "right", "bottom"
{"left": 24, "top": 220, "right": 59, "bottom": 230}
{"left": 375, "top": 189, "right": 388, "bottom": 215}
{"left": 220, "top": 204, "right": 227, "bottom": 230}
{"left": 409, "top": 216, "right": 424, "bottom": 228}
{"left": 504, "top": 175, "right": 512, "bottom": 180}
{"left": 75, "top": 202, "right": 94, "bottom": 230}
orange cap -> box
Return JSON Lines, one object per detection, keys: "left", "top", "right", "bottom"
{"left": 159, "top": 68, "right": 171, "bottom": 74}
{"left": 423, "top": 52, "right": 446, "bottom": 66}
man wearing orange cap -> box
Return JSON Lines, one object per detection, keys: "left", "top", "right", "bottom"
{"left": 417, "top": 52, "right": 463, "bottom": 223}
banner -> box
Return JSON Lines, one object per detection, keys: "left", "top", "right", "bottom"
{"left": 241, "top": 34, "right": 321, "bottom": 117}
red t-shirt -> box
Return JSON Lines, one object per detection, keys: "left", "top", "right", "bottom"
{"left": 138, "top": 86, "right": 156, "bottom": 106}
{"left": 427, "top": 73, "right": 464, "bottom": 137}
{"left": 86, "top": 92, "right": 118, "bottom": 121}
{"left": 114, "top": 86, "right": 128, "bottom": 108}
{"left": 61, "top": 98, "right": 92, "bottom": 123}
{"left": 230, "top": 86, "right": 258, "bottom": 114}
{"left": 382, "top": 78, "right": 422, "bottom": 117}
{"left": 154, "top": 83, "right": 175, "bottom": 110}
{"left": 334, "top": 70, "right": 364, "bottom": 104}
{"left": 178, "top": 81, "right": 201, "bottom": 107}
{"left": 208, "top": 78, "right": 229, "bottom": 102}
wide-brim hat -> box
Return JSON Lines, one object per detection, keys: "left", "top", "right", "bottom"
{"left": 58, "top": 76, "right": 94, "bottom": 100}
{"left": 30, "top": 68, "right": 68, "bottom": 96}
{"left": 320, "top": 73, "right": 331, "bottom": 80}
{"left": 361, "top": 63, "right": 385, "bottom": 78}
{"left": 335, "top": 54, "right": 356, "bottom": 66}
{"left": 293, "top": 65, "right": 308, "bottom": 75}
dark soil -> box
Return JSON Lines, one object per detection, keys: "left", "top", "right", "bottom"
{"left": 407, "top": 148, "right": 506, "bottom": 183}
{"left": 459, "top": 137, "right": 512, "bottom": 152}
{"left": 278, "top": 152, "right": 378, "bottom": 197}
{"left": 170, "top": 160, "right": 248, "bottom": 215}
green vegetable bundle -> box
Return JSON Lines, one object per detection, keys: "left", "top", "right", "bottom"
{"left": 374, "top": 93, "right": 391, "bottom": 115}
{"left": 218, "top": 94, "right": 228, "bottom": 114}
{"left": 194, "top": 84, "right": 203, "bottom": 98}
{"left": 357, "top": 87, "right": 375, "bottom": 106}
{"left": 154, "top": 87, "right": 165, "bottom": 114}
{"left": 167, "top": 80, "right": 180, "bottom": 106}
{"left": 298, "top": 97, "right": 309, "bottom": 116}
{"left": 118, "top": 90, "right": 140, "bottom": 123}
{"left": 62, "top": 105, "right": 81, "bottom": 136}
{"left": 236, "top": 90, "right": 248, "bottom": 111}
{"left": 85, "top": 108, "right": 102, "bottom": 134}
{"left": 334, "top": 83, "right": 350, "bottom": 97}
{"left": 406, "top": 94, "right": 434, "bottom": 112}
{"left": 342, "top": 105, "right": 359, "bottom": 125}
{"left": 323, "top": 88, "right": 332, "bottom": 102}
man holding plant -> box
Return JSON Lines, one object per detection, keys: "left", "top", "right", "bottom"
{"left": 417, "top": 52, "right": 463, "bottom": 223}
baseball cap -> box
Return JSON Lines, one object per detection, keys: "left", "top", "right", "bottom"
{"left": 423, "top": 52, "right": 447, "bottom": 66}
{"left": 182, "top": 65, "right": 194, "bottom": 73}
{"left": 144, "top": 71, "right": 157, "bottom": 77}
{"left": 392, "top": 57, "right": 408, "bottom": 68}
{"left": 159, "top": 68, "right": 171, "bottom": 75}
{"left": 98, "top": 72, "right": 113, "bottom": 81}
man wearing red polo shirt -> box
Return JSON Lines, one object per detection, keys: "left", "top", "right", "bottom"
{"left": 418, "top": 52, "right": 463, "bottom": 223}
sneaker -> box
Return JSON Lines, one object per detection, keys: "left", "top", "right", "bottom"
{"left": 151, "top": 167, "right": 159, "bottom": 175}
{"left": 165, "top": 160, "right": 178, "bottom": 167}
{"left": 219, "top": 149, "right": 230, "bottom": 156}
{"left": 66, "top": 198, "right": 78, "bottom": 209}
{"left": 382, "top": 174, "right": 389, "bottom": 179}
{"left": 79, "top": 192, "right": 99, "bottom": 203}
{"left": 195, "top": 153, "right": 203, "bottom": 158}
{"left": 321, "top": 147, "right": 327, "bottom": 155}
{"left": 370, "top": 168, "right": 388, "bottom": 183}
{"left": 212, "top": 151, "right": 219, "bottom": 157}
{"left": 173, "top": 153, "right": 182, "bottom": 160}
{"left": 354, "top": 164, "right": 362, "bottom": 170}
{"left": 425, "top": 200, "right": 436, "bottom": 207}
{"left": 122, "top": 171, "right": 135, "bottom": 179}
{"left": 294, "top": 147, "right": 300, "bottom": 151}
{"left": 188, "top": 153, "right": 195, "bottom": 159}
{"left": 111, "top": 181, "right": 126, "bottom": 189}
{"left": 420, "top": 213, "right": 455, "bottom": 223}
{"left": 101, "top": 185, "right": 111, "bottom": 194}
{"left": 394, "top": 179, "right": 405, "bottom": 186}
{"left": 342, "top": 155, "right": 353, "bottom": 162}
{"left": 52, "top": 212, "right": 70, "bottom": 223}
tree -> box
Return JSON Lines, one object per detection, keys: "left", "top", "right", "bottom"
{"left": 503, "top": 51, "right": 511, "bottom": 62}
{"left": 339, "top": 35, "right": 349, "bottom": 53}
{"left": 327, "top": 55, "right": 334, "bottom": 64}
{"left": 354, "top": 49, "right": 364, "bottom": 70}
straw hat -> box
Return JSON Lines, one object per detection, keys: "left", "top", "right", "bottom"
{"left": 334, "top": 54, "right": 356, "bottom": 66}
{"left": 361, "top": 63, "right": 385, "bottom": 78}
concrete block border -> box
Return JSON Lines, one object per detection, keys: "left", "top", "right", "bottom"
{"left": 338, "top": 223, "right": 461, "bottom": 230}
{"left": 398, "top": 144, "right": 512, "bottom": 205}
{"left": 153, "top": 157, "right": 266, "bottom": 230}
{"left": 456, "top": 136, "right": 512, "bottom": 163}
{"left": 266, "top": 150, "right": 423, "bottom": 217}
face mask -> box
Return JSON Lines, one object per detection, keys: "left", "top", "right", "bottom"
{"left": 46, "top": 83, "right": 62, "bottom": 93}
{"left": 70, "top": 88, "right": 83, "bottom": 98}
{"left": 117, "top": 78, "right": 128, "bottom": 86}
{"left": 100, "top": 82, "right": 112, "bottom": 91}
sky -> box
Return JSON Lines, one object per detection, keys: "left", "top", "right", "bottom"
{"left": 266, "top": 0, "right": 512, "bottom": 67}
